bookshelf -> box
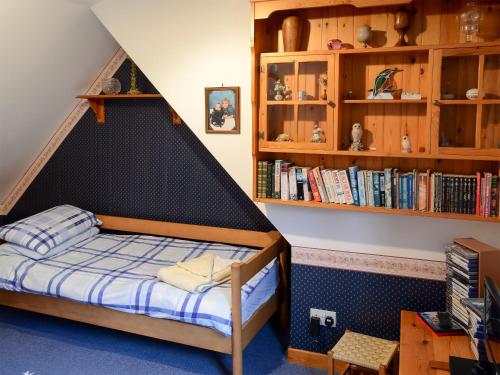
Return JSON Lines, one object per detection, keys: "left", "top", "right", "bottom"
{"left": 251, "top": 0, "right": 500, "bottom": 222}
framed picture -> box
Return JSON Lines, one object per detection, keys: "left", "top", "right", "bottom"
{"left": 205, "top": 87, "right": 240, "bottom": 134}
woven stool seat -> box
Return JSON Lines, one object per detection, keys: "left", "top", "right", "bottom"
{"left": 331, "top": 331, "right": 398, "bottom": 372}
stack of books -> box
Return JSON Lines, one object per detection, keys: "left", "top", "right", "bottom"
{"left": 445, "top": 242, "right": 479, "bottom": 327}
{"left": 256, "top": 161, "right": 499, "bottom": 217}
{"left": 461, "top": 298, "right": 486, "bottom": 360}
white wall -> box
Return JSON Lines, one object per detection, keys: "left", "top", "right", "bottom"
{"left": 92, "top": 0, "right": 499, "bottom": 261}
{"left": 0, "top": 0, "right": 117, "bottom": 202}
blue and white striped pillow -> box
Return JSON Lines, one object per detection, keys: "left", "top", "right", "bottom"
{"left": 0, "top": 205, "right": 101, "bottom": 255}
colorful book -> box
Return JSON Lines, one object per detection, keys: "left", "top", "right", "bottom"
{"left": 491, "top": 175, "right": 498, "bottom": 217}
{"left": 366, "top": 171, "right": 375, "bottom": 207}
{"left": 312, "top": 167, "right": 328, "bottom": 203}
{"left": 332, "top": 170, "right": 345, "bottom": 204}
{"left": 373, "top": 171, "right": 381, "bottom": 207}
{"left": 289, "top": 167, "right": 298, "bottom": 201}
{"left": 280, "top": 162, "right": 293, "bottom": 200}
{"left": 307, "top": 169, "right": 321, "bottom": 202}
{"left": 384, "top": 168, "right": 392, "bottom": 209}
{"left": 273, "top": 160, "right": 282, "bottom": 199}
{"left": 321, "top": 169, "right": 336, "bottom": 203}
{"left": 357, "top": 170, "right": 367, "bottom": 207}
{"left": 348, "top": 166, "right": 360, "bottom": 206}
{"left": 339, "top": 170, "right": 354, "bottom": 205}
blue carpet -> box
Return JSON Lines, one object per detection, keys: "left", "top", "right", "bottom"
{"left": 0, "top": 306, "right": 323, "bottom": 375}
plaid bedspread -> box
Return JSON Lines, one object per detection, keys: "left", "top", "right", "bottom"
{"left": 0, "top": 233, "right": 278, "bottom": 335}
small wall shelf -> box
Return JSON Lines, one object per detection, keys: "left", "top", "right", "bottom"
{"left": 76, "top": 94, "right": 182, "bottom": 125}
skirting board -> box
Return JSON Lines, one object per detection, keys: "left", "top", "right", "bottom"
{"left": 288, "top": 347, "right": 348, "bottom": 372}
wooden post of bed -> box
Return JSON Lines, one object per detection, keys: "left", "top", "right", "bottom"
{"left": 231, "top": 263, "right": 244, "bottom": 375}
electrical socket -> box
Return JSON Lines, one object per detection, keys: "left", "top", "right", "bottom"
{"left": 310, "top": 308, "right": 336, "bottom": 327}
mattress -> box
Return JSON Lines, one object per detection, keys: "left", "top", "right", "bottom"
{"left": 0, "top": 233, "right": 278, "bottom": 336}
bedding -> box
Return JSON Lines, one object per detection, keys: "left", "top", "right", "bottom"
{"left": 0, "top": 205, "right": 101, "bottom": 255}
{"left": 0, "top": 232, "right": 278, "bottom": 336}
{"left": 0, "top": 227, "right": 100, "bottom": 260}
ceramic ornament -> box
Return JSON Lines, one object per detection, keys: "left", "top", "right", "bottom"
{"left": 402, "top": 135, "right": 411, "bottom": 153}
{"left": 349, "top": 123, "right": 364, "bottom": 151}
{"left": 368, "top": 68, "right": 403, "bottom": 99}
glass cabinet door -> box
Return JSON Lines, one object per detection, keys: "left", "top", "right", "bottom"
{"left": 259, "top": 54, "right": 334, "bottom": 150}
{"left": 432, "top": 47, "right": 500, "bottom": 156}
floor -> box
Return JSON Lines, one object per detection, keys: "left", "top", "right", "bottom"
{"left": 0, "top": 306, "right": 324, "bottom": 375}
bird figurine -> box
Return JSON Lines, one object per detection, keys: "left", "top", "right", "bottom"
{"left": 350, "top": 123, "right": 364, "bottom": 151}
{"left": 402, "top": 135, "right": 411, "bottom": 153}
{"left": 370, "top": 68, "right": 403, "bottom": 98}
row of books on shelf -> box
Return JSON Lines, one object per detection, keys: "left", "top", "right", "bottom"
{"left": 257, "top": 160, "right": 499, "bottom": 217}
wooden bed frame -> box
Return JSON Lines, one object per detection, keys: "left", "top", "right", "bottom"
{"left": 0, "top": 215, "right": 287, "bottom": 375}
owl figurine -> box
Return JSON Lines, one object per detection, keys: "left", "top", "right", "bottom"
{"left": 402, "top": 135, "right": 411, "bottom": 153}
{"left": 350, "top": 123, "right": 364, "bottom": 151}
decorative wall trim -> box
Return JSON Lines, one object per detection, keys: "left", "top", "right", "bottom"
{"left": 292, "top": 246, "right": 447, "bottom": 281}
{"left": 0, "top": 48, "right": 128, "bottom": 215}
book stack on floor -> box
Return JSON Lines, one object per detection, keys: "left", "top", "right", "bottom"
{"left": 461, "top": 298, "right": 486, "bottom": 360}
{"left": 445, "top": 242, "right": 479, "bottom": 327}
{"left": 256, "top": 161, "right": 499, "bottom": 217}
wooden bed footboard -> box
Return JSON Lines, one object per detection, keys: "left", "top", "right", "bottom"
{"left": 0, "top": 215, "right": 287, "bottom": 375}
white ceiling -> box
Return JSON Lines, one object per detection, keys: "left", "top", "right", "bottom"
{"left": 0, "top": 0, "right": 117, "bottom": 202}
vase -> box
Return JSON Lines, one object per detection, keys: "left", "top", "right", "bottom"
{"left": 282, "top": 16, "right": 302, "bottom": 52}
{"left": 394, "top": 8, "right": 410, "bottom": 46}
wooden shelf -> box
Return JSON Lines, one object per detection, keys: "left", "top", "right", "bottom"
{"left": 76, "top": 94, "right": 182, "bottom": 125}
{"left": 343, "top": 99, "right": 427, "bottom": 104}
{"left": 437, "top": 99, "right": 500, "bottom": 105}
{"left": 255, "top": 198, "right": 500, "bottom": 223}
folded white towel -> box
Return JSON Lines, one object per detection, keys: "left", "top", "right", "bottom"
{"left": 157, "top": 253, "right": 240, "bottom": 293}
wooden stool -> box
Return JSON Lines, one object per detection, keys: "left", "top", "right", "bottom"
{"left": 328, "top": 330, "right": 399, "bottom": 375}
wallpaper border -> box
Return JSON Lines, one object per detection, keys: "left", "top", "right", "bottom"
{"left": 0, "top": 48, "right": 128, "bottom": 215}
{"left": 292, "top": 246, "right": 447, "bottom": 281}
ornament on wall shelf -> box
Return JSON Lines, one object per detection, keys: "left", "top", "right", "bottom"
{"left": 394, "top": 7, "right": 410, "bottom": 47}
{"left": 357, "top": 25, "right": 372, "bottom": 48}
{"left": 367, "top": 68, "right": 403, "bottom": 99}
{"left": 401, "top": 92, "right": 422, "bottom": 100}
{"left": 402, "top": 135, "right": 411, "bottom": 153}
{"left": 466, "top": 88, "right": 479, "bottom": 100}
{"left": 318, "top": 74, "right": 328, "bottom": 100}
{"left": 458, "top": 1, "right": 482, "bottom": 43}
{"left": 282, "top": 15, "right": 303, "bottom": 52}
{"left": 102, "top": 77, "right": 121, "bottom": 94}
{"left": 327, "top": 39, "right": 353, "bottom": 50}
{"left": 273, "top": 80, "right": 292, "bottom": 101}
{"left": 350, "top": 123, "right": 364, "bottom": 151}
{"left": 311, "top": 123, "right": 325, "bottom": 143}
{"left": 127, "top": 58, "right": 142, "bottom": 95}
{"left": 275, "top": 133, "right": 291, "bottom": 142}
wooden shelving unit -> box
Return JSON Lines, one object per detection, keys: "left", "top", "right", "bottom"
{"left": 251, "top": 0, "right": 500, "bottom": 222}
{"left": 76, "top": 94, "right": 182, "bottom": 125}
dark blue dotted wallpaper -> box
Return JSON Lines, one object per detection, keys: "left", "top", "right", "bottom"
{"left": 290, "top": 264, "right": 446, "bottom": 353}
{"left": 2, "top": 60, "right": 274, "bottom": 232}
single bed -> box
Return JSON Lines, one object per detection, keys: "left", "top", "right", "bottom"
{"left": 0, "top": 215, "right": 287, "bottom": 375}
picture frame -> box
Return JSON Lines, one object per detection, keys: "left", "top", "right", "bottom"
{"left": 205, "top": 87, "right": 240, "bottom": 134}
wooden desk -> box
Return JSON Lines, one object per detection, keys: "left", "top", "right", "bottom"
{"left": 400, "top": 310, "right": 474, "bottom": 375}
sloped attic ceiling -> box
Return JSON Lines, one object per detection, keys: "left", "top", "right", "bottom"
{"left": 0, "top": 0, "right": 117, "bottom": 203}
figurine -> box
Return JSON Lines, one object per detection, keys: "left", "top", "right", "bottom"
{"left": 327, "top": 39, "right": 342, "bottom": 50}
{"left": 311, "top": 123, "right": 325, "bottom": 143}
{"left": 367, "top": 68, "right": 403, "bottom": 99}
{"left": 394, "top": 7, "right": 410, "bottom": 47}
{"left": 350, "top": 123, "right": 364, "bottom": 151}
{"left": 402, "top": 135, "right": 411, "bottom": 153}
{"left": 357, "top": 25, "right": 372, "bottom": 48}
{"left": 273, "top": 80, "right": 292, "bottom": 101}
{"left": 275, "top": 133, "right": 291, "bottom": 142}
{"left": 318, "top": 74, "right": 328, "bottom": 100}
{"left": 466, "top": 88, "right": 479, "bottom": 100}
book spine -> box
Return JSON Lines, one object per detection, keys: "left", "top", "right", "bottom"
{"left": 340, "top": 170, "right": 355, "bottom": 204}
{"left": 394, "top": 170, "right": 399, "bottom": 209}
{"left": 257, "top": 161, "right": 264, "bottom": 198}
{"left": 326, "top": 170, "right": 339, "bottom": 203}
{"left": 332, "top": 170, "right": 345, "bottom": 204}
{"left": 348, "top": 167, "right": 360, "bottom": 206}
{"left": 491, "top": 175, "right": 498, "bottom": 217}
{"left": 307, "top": 169, "right": 321, "bottom": 202}
{"left": 295, "top": 168, "right": 304, "bottom": 201}
{"left": 471, "top": 177, "right": 477, "bottom": 215}
{"left": 401, "top": 175, "right": 407, "bottom": 209}
{"left": 280, "top": 163, "right": 290, "bottom": 200}
{"left": 379, "top": 173, "right": 385, "bottom": 208}
{"left": 367, "top": 171, "right": 375, "bottom": 207}
{"left": 384, "top": 168, "right": 392, "bottom": 209}
{"left": 413, "top": 170, "right": 418, "bottom": 210}
{"left": 480, "top": 176, "right": 486, "bottom": 217}
{"left": 407, "top": 173, "right": 413, "bottom": 210}
{"left": 289, "top": 167, "right": 298, "bottom": 201}
{"left": 485, "top": 173, "right": 492, "bottom": 217}
{"left": 459, "top": 176, "right": 465, "bottom": 214}
{"left": 313, "top": 167, "right": 328, "bottom": 203}
{"left": 321, "top": 169, "right": 335, "bottom": 203}
{"left": 273, "top": 161, "right": 282, "bottom": 199}
{"left": 453, "top": 176, "right": 459, "bottom": 214}
{"left": 476, "top": 172, "right": 481, "bottom": 216}
{"left": 266, "top": 162, "right": 274, "bottom": 198}
{"left": 302, "top": 168, "right": 312, "bottom": 201}
{"left": 418, "top": 174, "right": 426, "bottom": 211}
{"left": 373, "top": 172, "right": 381, "bottom": 207}
{"left": 357, "top": 170, "right": 367, "bottom": 207}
